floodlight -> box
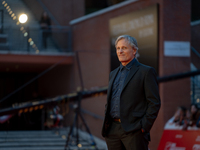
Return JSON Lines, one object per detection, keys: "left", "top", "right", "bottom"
{"left": 19, "top": 14, "right": 28, "bottom": 23}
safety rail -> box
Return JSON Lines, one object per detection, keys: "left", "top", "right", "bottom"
{"left": 191, "top": 47, "right": 200, "bottom": 107}
{"left": 0, "top": 24, "right": 72, "bottom": 54}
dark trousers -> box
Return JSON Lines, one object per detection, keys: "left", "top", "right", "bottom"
{"left": 105, "top": 121, "right": 149, "bottom": 150}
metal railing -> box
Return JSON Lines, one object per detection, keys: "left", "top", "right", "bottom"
{"left": 0, "top": 24, "right": 72, "bottom": 54}
{"left": 191, "top": 46, "right": 200, "bottom": 107}
{"left": 191, "top": 76, "right": 200, "bottom": 106}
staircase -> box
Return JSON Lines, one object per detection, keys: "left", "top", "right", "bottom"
{"left": 0, "top": 129, "right": 107, "bottom": 150}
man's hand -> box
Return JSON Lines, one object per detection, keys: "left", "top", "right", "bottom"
{"left": 141, "top": 128, "right": 145, "bottom": 133}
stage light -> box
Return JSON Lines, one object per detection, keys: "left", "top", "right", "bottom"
{"left": 34, "top": 106, "right": 38, "bottom": 110}
{"left": 36, "top": 50, "right": 39, "bottom": 54}
{"left": 19, "top": 14, "right": 28, "bottom": 24}
{"left": 2, "top": 1, "right": 5, "bottom": 5}
{"left": 62, "top": 135, "right": 66, "bottom": 139}
{"left": 24, "top": 108, "right": 28, "bottom": 113}
{"left": 32, "top": 44, "right": 36, "bottom": 48}
{"left": 78, "top": 144, "right": 82, "bottom": 148}
{"left": 24, "top": 32, "right": 28, "bottom": 37}
{"left": 20, "top": 27, "right": 24, "bottom": 31}
{"left": 19, "top": 109, "right": 23, "bottom": 114}
{"left": 11, "top": 13, "right": 14, "bottom": 17}
{"left": 29, "top": 107, "right": 33, "bottom": 112}
{"left": 30, "top": 41, "right": 34, "bottom": 45}
{"left": 6, "top": 6, "right": 9, "bottom": 9}
{"left": 39, "top": 105, "right": 43, "bottom": 109}
{"left": 28, "top": 38, "right": 32, "bottom": 42}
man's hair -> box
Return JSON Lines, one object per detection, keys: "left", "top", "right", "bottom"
{"left": 115, "top": 35, "right": 139, "bottom": 58}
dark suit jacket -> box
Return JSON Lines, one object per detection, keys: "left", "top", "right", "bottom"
{"left": 102, "top": 59, "right": 161, "bottom": 138}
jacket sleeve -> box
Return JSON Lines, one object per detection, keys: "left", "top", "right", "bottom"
{"left": 141, "top": 67, "right": 161, "bottom": 132}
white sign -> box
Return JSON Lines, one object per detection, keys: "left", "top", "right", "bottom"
{"left": 164, "top": 41, "right": 190, "bottom": 57}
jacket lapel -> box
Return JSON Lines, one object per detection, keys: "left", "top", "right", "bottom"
{"left": 107, "top": 67, "right": 120, "bottom": 102}
{"left": 122, "top": 60, "right": 140, "bottom": 91}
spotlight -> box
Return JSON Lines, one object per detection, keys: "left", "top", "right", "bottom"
{"left": 11, "top": 13, "right": 15, "bottom": 17}
{"left": 20, "top": 27, "right": 24, "bottom": 31}
{"left": 32, "top": 44, "right": 36, "bottom": 48}
{"left": 36, "top": 50, "right": 39, "bottom": 54}
{"left": 30, "top": 41, "right": 34, "bottom": 45}
{"left": 19, "top": 14, "right": 28, "bottom": 24}
{"left": 28, "top": 38, "right": 32, "bottom": 42}
{"left": 24, "top": 32, "right": 28, "bottom": 37}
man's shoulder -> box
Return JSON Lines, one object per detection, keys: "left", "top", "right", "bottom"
{"left": 137, "top": 62, "right": 156, "bottom": 75}
{"left": 138, "top": 62, "right": 153, "bottom": 70}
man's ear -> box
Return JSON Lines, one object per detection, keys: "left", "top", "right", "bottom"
{"left": 133, "top": 49, "right": 136, "bottom": 55}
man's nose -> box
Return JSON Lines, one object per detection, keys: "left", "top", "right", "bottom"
{"left": 119, "top": 48, "right": 123, "bottom": 52}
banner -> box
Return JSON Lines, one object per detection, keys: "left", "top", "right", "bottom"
{"left": 158, "top": 130, "right": 200, "bottom": 150}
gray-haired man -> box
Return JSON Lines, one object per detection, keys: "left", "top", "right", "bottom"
{"left": 102, "top": 35, "right": 161, "bottom": 150}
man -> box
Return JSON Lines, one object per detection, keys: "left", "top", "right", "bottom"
{"left": 102, "top": 35, "right": 161, "bottom": 150}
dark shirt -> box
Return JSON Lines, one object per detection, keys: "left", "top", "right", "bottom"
{"left": 110, "top": 58, "right": 135, "bottom": 118}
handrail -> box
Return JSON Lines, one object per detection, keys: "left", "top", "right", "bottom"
{"left": 192, "top": 46, "right": 200, "bottom": 59}
{"left": 0, "top": 87, "right": 108, "bottom": 116}
{"left": 1, "top": 24, "right": 72, "bottom": 53}
{"left": 2, "top": 23, "right": 70, "bottom": 29}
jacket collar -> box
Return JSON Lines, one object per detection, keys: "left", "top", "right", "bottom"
{"left": 122, "top": 59, "right": 140, "bottom": 91}
{"left": 107, "top": 59, "right": 140, "bottom": 101}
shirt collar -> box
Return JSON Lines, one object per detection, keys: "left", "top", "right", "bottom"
{"left": 120, "top": 58, "right": 135, "bottom": 71}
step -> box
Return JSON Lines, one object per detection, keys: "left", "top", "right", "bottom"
{"left": 0, "top": 146, "right": 102, "bottom": 150}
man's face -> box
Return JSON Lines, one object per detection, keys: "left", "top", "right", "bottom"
{"left": 116, "top": 39, "right": 136, "bottom": 66}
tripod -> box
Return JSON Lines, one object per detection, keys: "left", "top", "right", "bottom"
{"left": 64, "top": 91, "right": 98, "bottom": 150}
{"left": 64, "top": 51, "right": 98, "bottom": 150}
